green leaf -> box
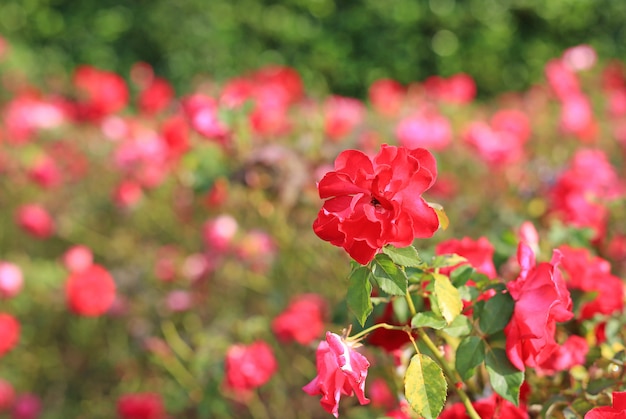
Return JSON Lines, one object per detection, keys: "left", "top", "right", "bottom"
{"left": 404, "top": 354, "right": 447, "bottom": 419}
{"left": 443, "top": 315, "right": 472, "bottom": 337}
{"left": 411, "top": 311, "right": 447, "bottom": 330}
{"left": 586, "top": 377, "right": 620, "bottom": 395}
{"left": 477, "top": 291, "right": 514, "bottom": 335}
{"left": 485, "top": 348, "right": 524, "bottom": 405}
{"left": 455, "top": 336, "right": 485, "bottom": 380}
{"left": 373, "top": 254, "right": 408, "bottom": 296}
{"left": 383, "top": 245, "right": 422, "bottom": 267}
{"left": 450, "top": 265, "right": 475, "bottom": 287}
{"left": 347, "top": 267, "right": 373, "bottom": 327}
{"left": 432, "top": 273, "right": 462, "bottom": 324}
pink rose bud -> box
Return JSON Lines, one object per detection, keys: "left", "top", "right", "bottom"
{"left": 0, "top": 263, "right": 23, "bottom": 299}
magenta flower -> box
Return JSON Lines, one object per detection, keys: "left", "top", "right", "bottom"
{"left": 303, "top": 332, "right": 370, "bottom": 418}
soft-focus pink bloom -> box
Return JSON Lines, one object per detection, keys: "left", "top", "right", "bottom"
{"left": 224, "top": 341, "right": 277, "bottom": 395}
{"left": 65, "top": 264, "right": 116, "bottom": 317}
{"left": 181, "top": 253, "right": 210, "bottom": 282}
{"left": 369, "top": 79, "right": 405, "bottom": 117}
{"left": 313, "top": 145, "right": 439, "bottom": 265}
{"left": 559, "top": 246, "right": 624, "bottom": 319}
{"left": 202, "top": 215, "right": 238, "bottom": 253}
{"left": 424, "top": 73, "right": 476, "bottom": 104}
{"left": 113, "top": 180, "right": 143, "bottom": 209}
{"left": 439, "top": 393, "right": 528, "bottom": 419}
{"left": 182, "top": 93, "right": 229, "bottom": 144}
{"left": 138, "top": 77, "right": 174, "bottom": 115}
{"left": 0, "top": 378, "right": 15, "bottom": 412}
{"left": 384, "top": 400, "right": 412, "bottom": 419}
{"left": 518, "top": 221, "right": 539, "bottom": 257}
{"left": 545, "top": 59, "right": 580, "bottom": 101}
{"left": 536, "top": 335, "right": 589, "bottom": 375}
{"left": 395, "top": 110, "right": 452, "bottom": 151}
{"left": 303, "top": 332, "right": 370, "bottom": 418}
{"left": 73, "top": 65, "right": 128, "bottom": 120}
{"left": 0, "top": 262, "right": 23, "bottom": 299}
{"left": 491, "top": 109, "right": 531, "bottom": 143}
{"left": 219, "top": 77, "right": 255, "bottom": 108}
{"left": 16, "top": 204, "right": 54, "bottom": 239}
{"left": 3, "top": 93, "right": 68, "bottom": 144}
{"left": 250, "top": 65, "right": 303, "bottom": 106}
{"left": 234, "top": 230, "right": 276, "bottom": 272}
{"left": 0, "top": 314, "right": 19, "bottom": 357}
{"left": 560, "top": 93, "right": 597, "bottom": 141}
{"left": 62, "top": 245, "right": 93, "bottom": 273}
{"left": 504, "top": 243, "right": 573, "bottom": 371}
{"left": 562, "top": 44, "right": 597, "bottom": 72}
{"left": 249, "top": 100, "right": 291, "bottom": 137}
{"left": 435, "top": 236, "right": 497, "bottom": 278}
{"left": 323, "top": 95, "right": 365, "bottom": 141}
{"left": 549, "top": 149, "right": 624, "bottom": 241}
{"left": 165, "top": 290, "right": 193, "bottom": 312}
{"left": 272, "top": 294, "right": 327, "bottom": 344}
{"left": 607, "top": 89, "right": 626, "bottom": 117}
{"left": 585, "top": 391, "right": 626, "bottom": 419}
{"left": 368, "top": 378, "right": 396, "bottom": 410}
{"left": 10, "top": 393, "right": 41, "bottom": 419}
{"left": 27, "top": 155, "right": 63, "bottom": 189}
{"left": 117, "top": 392, "right": 165, "bottom": 419}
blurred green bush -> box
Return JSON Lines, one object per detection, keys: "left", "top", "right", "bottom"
{"left": 2, "top": 0, "right": 626, "bottom": 98}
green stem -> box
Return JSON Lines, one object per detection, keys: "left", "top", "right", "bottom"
{"left": 346, "top": 322, "right": 408, "bottom": 342}
{"left": 405, "top": 293, "right": 481, "bottom": 419}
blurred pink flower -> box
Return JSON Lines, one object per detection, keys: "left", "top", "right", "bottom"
{"left": 224, "top": 341, "right": 277, "bottom": 396}
{"left": 182, "top": 93, "right": 229, "bottom": 144}
{"left": 323, "top": 95, "right": 365, "bottom": 141}
{"left": 0, "top": 262, "right": 23, "bottom": 299}
{"left": 395, "top": 110, "right": 452, "bottom": 151}
{"left": 368, "top": 378, "right": 396, "bottom": 410}
{"left": 562, "top": 44, "right": 597, "bottom": 72}
{"left": 202, "top": 215, "right": 238, "bottom": 253}
{"left": 10, "top": 393, "right": 41, "bottom": 419}
{"left": 545, "top": 59, "right": 581, "bottom": 101}
{"left": 62, "top": 245, "right": 94, "bottom": 274}
{"left": 65, "top": 265, "right": 116, "bottom": 317}
{"left": 165, "top": 290, "right": 192, "bottom": 312}
{"left": 113, "top": 180, "right": 143, "bottom": 209}
{"left": 272, "top": 293, "right": 327, "bottom": 344}
{"left": 3, "top": 93, "right": 69, "bottom": 144}
{"left": 303, "top": 332, "right": 370, "bottom": 417}
{"left": 27, "top": 155, "right": 63, "bottom": 189}
{"left": 16, "top": 204, "right": 55, "bottom": 239}
{"left": 369, "top": 79, "right": 406, "bottom": 117}
{"left": 424, "top": 73, "right": 476, "bottom": 104}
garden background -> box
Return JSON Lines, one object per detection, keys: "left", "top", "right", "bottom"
{"left": 1, "top": 1, "right": 626, "bottom": 418}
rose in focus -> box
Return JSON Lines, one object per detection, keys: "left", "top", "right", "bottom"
{"left": 313, "top": 145, "right": 440, "bottom": 264}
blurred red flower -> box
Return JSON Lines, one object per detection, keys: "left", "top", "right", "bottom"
{"left": 138, "top": 77, "right": 174, "bottom": 115}
{"left": 439, "top": 392, "right": 528, "bottom": 418}
{"left": 313, "top": 145, "right": 439, "bottom": 265}
{"left": 435, "top": 236, "right": 497, "bottom": 279}
{"left": 223, "top": 341, "right": 277, "bottom": 396}
{"left": 303, "top": 332, "right": 370, "bottom": 418}
{"left": 16, "top": 204, "right": 55, "bottom": 239}
{"left": 0, "top": 313, "right": 19, "bottom": 357}
{"left": 0, "top": 378, "right": 15, "bottom": 412}
{"left": 585, "top": 392, "right": 626, "bottom": 419}
{"left": 65, "top": 265, "right": 116, "bottom": 317}
{"left": 369, "top": 79, "right": 405, "bottom": 117}
{"left": 323, "top": 95, "right": 365, "bottom": 141}
{"left": 272, "top": 293, "right": 327, "bottom": 344}
{"left": 504, "top": 243, "right": 573, "bottom": 371}
{"left": 116, "top": 392, "right": 165, "bottom": 419}
{"left": 73, "top": 65, "right": 128, "bottom": 121}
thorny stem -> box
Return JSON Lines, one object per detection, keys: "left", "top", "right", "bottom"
{"left": 405, "top": 292, "right": 481, "bottom": 419}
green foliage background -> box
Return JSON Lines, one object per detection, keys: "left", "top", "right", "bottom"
{"left": 3, "top": 0, "right": 626, "bottom": 98}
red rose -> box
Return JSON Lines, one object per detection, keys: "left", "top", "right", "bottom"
{"left": 0, "top": 313, "right": 19, "bottom": 357}
{"left": 585, "top": 391, "right": 626, "bottom": 419}
{"left": 303, "top": 332, "right": 370, "bottom": 418}
{"left": 435, "top": 236, "right": 497, "bottom": 279}
{"left": 313, "top": 145, "right": 440, "bottom": 265}
{"left": 116, "top": 393, "right": 165, "bottom": 419}
{"left": 558, "top": 245, "right": 624, "bottom": 319}
{"left": 504, "top": 243, "right": 573, "bottom": 371}
{"left": 272, "top": 294, "right": 327, "bottom": 345}
{"left": 65, "top": 265, "right": 116, "bottom": 316}
{"left": 73, "top": 65, "right": 128, "bottom": 121}
{"left": 223, "top": 341, "right": 277, "bottom": 395}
